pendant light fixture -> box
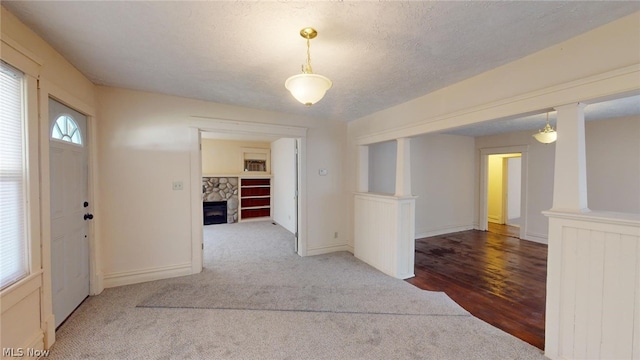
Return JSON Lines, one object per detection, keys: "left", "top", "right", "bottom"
{"left": 285, "top": 27, "right": 332, "bottom": 106}
{"left": 533, "top": 112, "right": 557, "bottom": 144}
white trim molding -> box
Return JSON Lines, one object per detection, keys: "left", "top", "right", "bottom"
{"left": 415, "top": 225, "right": 475, "bottom": 240}
{"left": 306, "top": 244, "right": 352, "bottom": 256}
{"left": 356, "top": 65, "right": 640, "bottom": 145}
{"left": 103, "top": 262, "right": 192, "bottom": 288}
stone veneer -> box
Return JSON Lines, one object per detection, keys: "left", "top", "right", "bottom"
{"left": 202, "top": 177, "right": 239, "bottom": 223}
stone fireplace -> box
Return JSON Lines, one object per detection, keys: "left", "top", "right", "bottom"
{"left": 202, "top": 177, "right": 239, "bottom": 223}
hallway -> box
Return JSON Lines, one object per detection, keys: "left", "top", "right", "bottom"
{"left": 407, "top": 225, "right": 547, "bottom": 349}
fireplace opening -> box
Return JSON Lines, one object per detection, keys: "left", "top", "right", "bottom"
{"left": 203, "top": 201, "right": 227, "bottom": 225}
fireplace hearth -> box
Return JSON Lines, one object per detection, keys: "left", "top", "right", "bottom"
{"left": 203, "top": 201, "right": 227, "bottom": 225}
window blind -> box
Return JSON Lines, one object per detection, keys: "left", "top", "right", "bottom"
{"left": 0, "top": 62, "right": 28, "bottom": 289}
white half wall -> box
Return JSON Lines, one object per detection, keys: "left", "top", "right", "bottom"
{"left": 271, "top": 138, "right": 296, "bottom": 234}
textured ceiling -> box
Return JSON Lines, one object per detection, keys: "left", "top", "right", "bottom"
{"left": 3, "top": 1, "right": 640, "bottom": 126}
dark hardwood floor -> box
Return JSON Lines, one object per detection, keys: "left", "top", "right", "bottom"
{"left": 406, "top": 224, "right": 547, "bottom": 350}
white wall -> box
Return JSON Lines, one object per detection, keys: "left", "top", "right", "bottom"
{"left": 96, "top": 86, "right": 348, "bottom": 285}
{"left": 586, "top": 115, "right": 640, "bottom": 213}
{"left": 368, "top": 140, "right": 396, "bottom": 194}
{"left": 1, "top": 5, "right": 97, "bottom": 351}
{"left": 271, "top": 138, "right": 296, "bottom": 234}
{"left": 412, "top": 134, "right": 475, "bottom": 238}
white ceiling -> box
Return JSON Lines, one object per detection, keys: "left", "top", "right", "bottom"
{"left": 4, "top": 1, "right": 640, "bottom": 134}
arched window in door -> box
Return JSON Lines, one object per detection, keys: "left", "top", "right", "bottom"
{"left": 51, "top": 115, "right": 82, "bottom": 145}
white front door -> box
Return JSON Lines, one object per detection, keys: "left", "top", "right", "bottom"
{"left": 49, "top": 98, "right": 90, "bottom": 328}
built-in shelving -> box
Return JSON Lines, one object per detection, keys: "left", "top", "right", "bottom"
{"left": 239, "top": 177, "right": 271, "bottom": 221}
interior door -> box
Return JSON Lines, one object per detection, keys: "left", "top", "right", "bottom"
{"left": 49, "top": 98, "right": 90, "bottom": 328}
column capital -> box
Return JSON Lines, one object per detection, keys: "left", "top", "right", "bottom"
{"left": 554, "top": 102, "right": 587, "bottom": 111}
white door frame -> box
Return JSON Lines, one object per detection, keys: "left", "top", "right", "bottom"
{"left": 188, "top": 118, "right": 308, "bottom": 274}
{"left": 38, "top": 80, "right": 100, "bottom": 346}
{"left": 479, "top": 145, "right": 528, "bottom": 240}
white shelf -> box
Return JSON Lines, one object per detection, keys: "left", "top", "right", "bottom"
{"left": 241, "top": 195, "right": 270, "bottom": 199}
{"left": 242, "top": 205, "right": 271, "bottom": 210}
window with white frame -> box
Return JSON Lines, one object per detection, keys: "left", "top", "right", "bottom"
{"left": 0, "top": 61, "right": 28, "bottom": 289}
{"left": 51, "top": 114, "right": 82, "bottom": 145}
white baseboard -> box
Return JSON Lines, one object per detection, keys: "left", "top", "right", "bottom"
{"left": 306, "top": 244, "right": 351, "bottom": 256}
{"left": 91, "top": 272, "right": 104, "bottom": 296}
{"left": 9, "top": 330, "right": 47, "bottom": 359}
{"left": 42, "top": 313, "right": 55, "bottom": 348}
{"left": 415, "top": 225, "right": 475, "bottom": 239}
{"left": 398, "top": 271, "right": 415, "bottom": 280}
{"left": 523, "top": 232, "right": 548, "bottom": 244}
{"left": 346, "top": 244, "right": 354, "bottom": 254}
{"left": 103, "top": 262, "right": 192, "bottom": 288}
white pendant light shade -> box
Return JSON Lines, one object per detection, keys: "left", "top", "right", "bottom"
{"left": 532, "top": 125, "right": 557, "bottom": 143}
{"left": 286, "top": 27, "right": 332, "bottom": 106}
{"left": 533, "top": 113, "right": 557, "bottom": 144}
{"left": 285, "top": 73, "right": 332, "bottom": 106}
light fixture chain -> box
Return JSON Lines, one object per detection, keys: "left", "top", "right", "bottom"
{"left": 305, "top": 37, "right": 313, "bottom": 74}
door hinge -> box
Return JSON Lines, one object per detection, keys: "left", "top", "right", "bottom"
{"left": 202, "top": 243, "right": 204, "bottom": 249}
{"left": 295, "top": 232, "right": 298, "bottom": 238}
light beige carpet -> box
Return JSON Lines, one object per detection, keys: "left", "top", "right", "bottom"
{"left": 48, "top": 221, "right": 546, "bottom": 359}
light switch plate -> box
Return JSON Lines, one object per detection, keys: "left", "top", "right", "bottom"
{"left": 319, "top": 169, "right": 328, "bottom": 176}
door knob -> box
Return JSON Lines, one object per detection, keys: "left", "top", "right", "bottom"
{"left": 84, "top": 213, "right": 94, "bottom": 220}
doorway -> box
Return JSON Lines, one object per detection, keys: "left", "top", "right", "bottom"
{"left": 487, "top": 153, "right": 522, "bottom": 230}
{"left": 479, "top": 146, "right": 528, "bottom": 240}
{"left": 48, "top": 98, "right": 90, "bottom": 328}
{"left": 199, "top": 135, "right": 301, "bottom": 253}
{"left": 188, "top": 120, "right": 307, "bottom": 273}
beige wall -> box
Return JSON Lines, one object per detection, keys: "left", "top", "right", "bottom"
{"left": 586, "top": 115, "right": 640, "bottom": 213}
{"left": 487, "top": 155, "right": 505, "bottom": 224}
{"left": 411, "top": 134, "right": 476, "bottom": 238}
{"left": 96, "top": 86, "right": 348, "bottom": 284}
{"left": 202, "top": 139, "right": 270, "bottom": 175}
{"left": 1, "top": 5, "right": 97, "bottom": 352}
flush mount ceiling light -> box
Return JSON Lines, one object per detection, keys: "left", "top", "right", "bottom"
{"left": 533, "top": 112, "right": 557, "bottom": 144}
{"left": 285, "top": 27, "right": 332, "bottom": 106}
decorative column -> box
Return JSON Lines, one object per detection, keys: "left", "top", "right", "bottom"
{"left": 395, "top": 138, "right": 412, "bottom": 196}
{"left": 551, "top": 103, "right": 589, "bottom": 212}
{"left": 544, "top": 102, "right": 640, "bottom": 360}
